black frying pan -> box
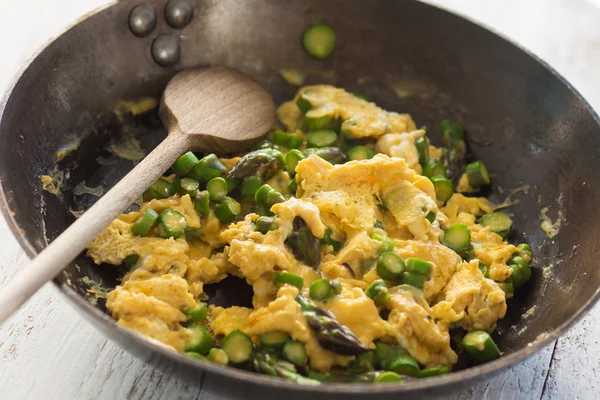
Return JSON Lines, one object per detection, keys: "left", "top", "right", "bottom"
{"left": 1, "top": 0, "right": 599, "bottom": 397}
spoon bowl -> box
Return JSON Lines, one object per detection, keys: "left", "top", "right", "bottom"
{"left": 160, "top": 67, "right": 276, "bottom": 152}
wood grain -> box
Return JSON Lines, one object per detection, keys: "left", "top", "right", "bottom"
{"left": 541, "top": 309, "right": 600, "bottom": 399}
{"left": 161, "top": 67, "right": 276, "bottom": 153}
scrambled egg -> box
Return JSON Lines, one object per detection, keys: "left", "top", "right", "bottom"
{"left": 88, "top": 85, "right": 518, "bottom": 372}
{"left": 277, "top": 85, "right": 416, "bottom": 137}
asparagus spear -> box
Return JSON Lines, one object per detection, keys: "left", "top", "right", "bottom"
{"left": 286, "top": 217, "right": 321, "bottom": 268}
{"left": 320, "top": 227, "right": 343, "bottom": 251}
{"left": 303, "top": 147, "right": 347, "bottom": 164}
{"left": 296, "top": 294, "right": 369, "bottom": 355}
{"left": 228, "top": 149, "right": 284, "bottom": 181}
{"left": 251, "top": 351, "right": 320, "bottom": 385}
{"left": 255, "top": 216, "right": 278, "bottom": 234}
{"left": 439, "top": 120, "right": 467, "bottom": 183}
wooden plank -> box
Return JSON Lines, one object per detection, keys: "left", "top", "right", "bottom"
{"left": 541, "top": 305, "right": 600, "bottom": 399}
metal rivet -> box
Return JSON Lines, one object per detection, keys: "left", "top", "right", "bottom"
{"left": 129, "top": 4, "right": 157, "bottom": 38}
{"left": 152, "top": 34, "right": 181, "bottom": 67}
{"left": 165, "top": 0, "right": 194, "bottom": 29}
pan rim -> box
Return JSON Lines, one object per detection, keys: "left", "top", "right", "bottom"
{"left": 1, "top": 0, "right": 599, "bottom": 394}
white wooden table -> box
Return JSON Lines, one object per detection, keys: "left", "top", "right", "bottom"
{"left": 1, "top": 0, "right": 599, "bottom": 398}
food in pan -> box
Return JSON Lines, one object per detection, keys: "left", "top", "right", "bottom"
{"left": 87, "top": 82, "right": 533, "bottom": 384}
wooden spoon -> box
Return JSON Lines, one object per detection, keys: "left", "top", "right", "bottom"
{"left": 0, "top": 67, "right": 275, "bottom": 323}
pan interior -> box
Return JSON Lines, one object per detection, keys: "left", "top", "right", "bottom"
{"left": 1, "top": 0, "right": 599, "bottom": 387}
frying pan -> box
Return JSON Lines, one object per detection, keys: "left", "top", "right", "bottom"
{"left": 1, "top": 0, "right": 599, "bottom": 397}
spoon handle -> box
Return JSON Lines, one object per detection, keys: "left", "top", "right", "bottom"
{"left": 0, "top": 133, "right": 190, "bottom": 323}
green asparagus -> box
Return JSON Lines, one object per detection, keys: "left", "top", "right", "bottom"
{"left": 439, "top": 120, "right": 466, "bottom": 182}
{"left": 228, "top": 149, "right": 284, "bottom": 181}
{"left": 296, "top": 294, "right": 369, "bottom": 355}
{"left": 286, "top": 217, "right": 321, "bottom": 268}
{"left": 319, "top": 227, "right": 343, "bottom": 251}
{"left": 188, "top": 154, "right": 227, "bottom": 182}
{"left": 479, "top": 212, "right": 513, "bottom": 238}
{"left": 303, "top": 147, "right": 347, "bottom": 164}
{"left": 461, "top": 331, "right": 501, "bottom": 362}
{"left": 251, "top": 350, "right": 320, "bottom": 385}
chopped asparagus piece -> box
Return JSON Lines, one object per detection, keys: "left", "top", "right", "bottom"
{"left": 274, "top": 271, "right": 304, "bottom": 289}
{"left": 228, "top": 149, "right": 284, "bottom": 181}
{"left": 296, "top": 294, "right": 369, "bottom": 354}
{"left": 414, "top": 136, "right": 430, "bottom": 166}
{"left": 303, "top": 147, "right": 347, "bottom": 164}
{"left": 442, "top": 224, "right": 472, "bottom": 253}
{"left": 286, "top": 217, "right": 321, "bottom": 268}
{"left": 418, "top": 365, "right": 450, "bottom": 378}
{"left": 178, "top": 177, "right": 199, "bottom": 197}
{"left": 255, "top": 216, "right": 278, "bottom": 234}
{"left": 370, "top": 232, "right": 396, "bottom": 252}
{"left": 466, "top": 160, "right": 491, "bottom": 188}
{"left": 143, "top": 178, "right": 174, "bottom": 201}
{"left": 272, "top": 130, "right": 304, "bottom": 149}
{"left": 259, "top": 331, "right": 290, "bottom": 349}
{"left": 377, "top": 252, "right": 406, "bottom": 281}
{"left": 194, "top": 190, "right": 210, "bottom": 217}
{"left": 320, "top": 227, "right": 343, "bottom": 251}
{"left": 206, "top": 177, "right": 229, "bottom": 201}
{"left": 386, "top": 354, "right": 420, "bottom": 376}
{"left": 309, "top": 278, "right": 336, "bottom": 301}
{"left": 478, "top": 263, "right": 490, "bottom": 279}
{"left": 366, "top": 280, "right": 390, "bottom": 306}
{"left": 282, "top": 340, "right": 308, "bottom": 366}
{"left": 131, "top": 209, "right": 159, "bottom": 236}
{"left": 401, "top": 272, "right": 426, "bottom": 289}
{"left": 221, "top": 329, "right": 253, "bottom": 364}
{"left": 173, "top": 151, "right": 199, "bottom": 176}
{"left": 306, "top": 105, "right": 339, "bottom": 131}
{"left": 405, "top": 258, "right": 433, "bottom": 279}
{"left": 516, "top": 243, "right": 533, "bottom": 262}
{"left": 461, "top": 331, "right": 501, "bottom": 362}
{"left": 183, "top": 301, "right": 208, "bottom": 323}
{"left": 423, "top": 159, "right": 447, "bottom": 178}
{"left": 302, "top": 24, "right": 336, "bottom": 60}
{"left": 188, "top": 154, "right": 227, "bottom": 182}
{"left": 214, "top": 197, "right": 241, "bottom": 223}
{"left": 479, "top": 212, "right": 513, "bottom": 238}
{"left": 426, "top": 211, "right": 437, "bottom": 223}
{"left": 347, "top": 145, "right": 377, "bottom": 160}
{"left": 430, "top": 175, "right": 454, "bottom": 203}
{"left": 157, "top": 209, "right": 187, "bottom": 239}
{"left": 241, "top": 176, "right": 262, "bottom": 198}
{"left": 185, "top": 324, "right": 214, "bottom": 355}
{"left": 307, "top": 129, "right": 338, "bottom": 148}
{"left": 285, "top": 149, "right": 306, "bottom": 175}
{"left": 207, "top": 348, "right": 229, "bottom": 365}
{"left": 374, "top": 371, "right": 403, "bottom": 383}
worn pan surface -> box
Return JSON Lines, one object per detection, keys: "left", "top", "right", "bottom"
{"left": 1, "top": 0, "right": 599, "bottom": 397}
